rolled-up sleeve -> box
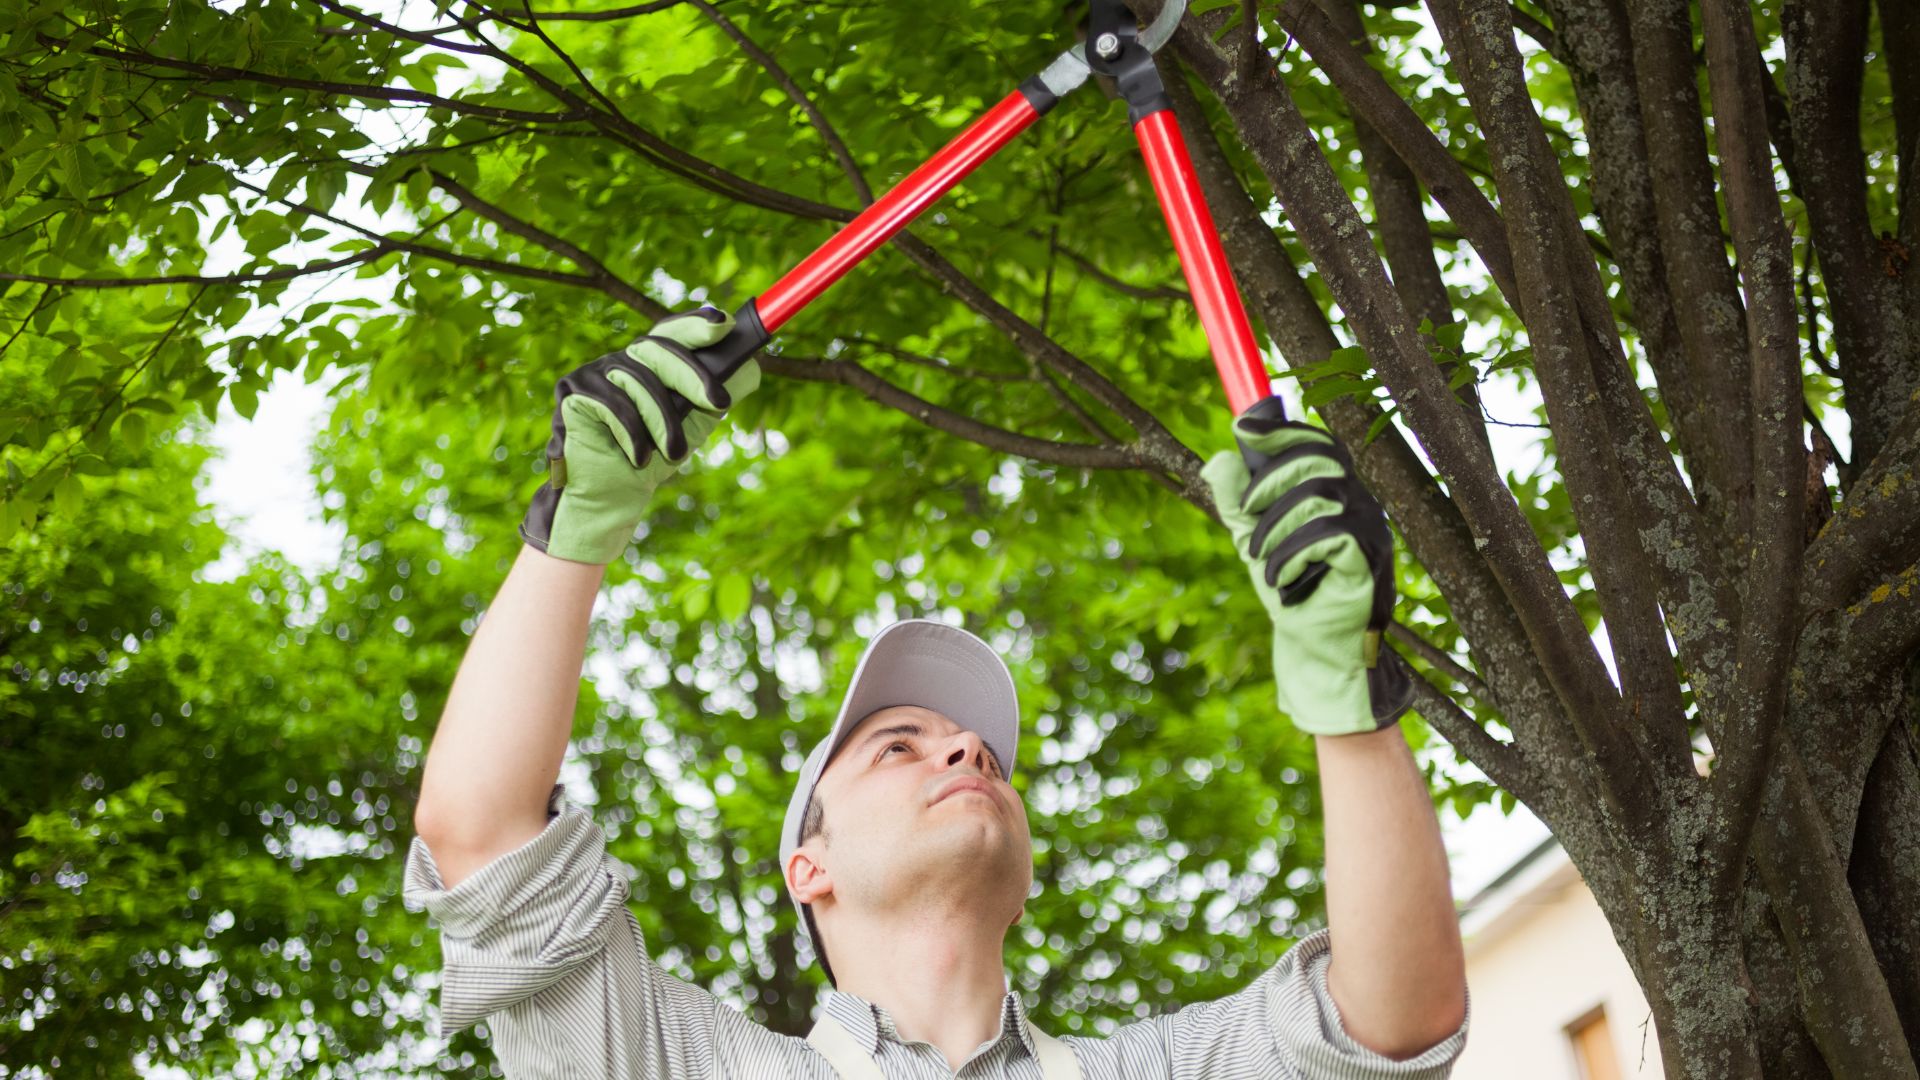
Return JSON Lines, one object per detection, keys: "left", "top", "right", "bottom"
{"left": 1269, "top": 927, "right": 1468, "bottom": 1078}
{"left": 403, "top": 785, "right": 723, "bottom": 1079}
{"left": 1090, "top": 926, "right": 1467, "bottom": 1078}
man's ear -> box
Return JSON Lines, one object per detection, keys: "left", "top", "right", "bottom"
{"left": 788, "top": 848, "right": 833, "bottom": 904}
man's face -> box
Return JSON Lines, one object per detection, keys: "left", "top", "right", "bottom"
{"left": 795, "top": 705, "right": 1034, "bottom": 930}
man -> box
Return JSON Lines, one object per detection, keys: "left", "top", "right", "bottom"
{"left": 405, "top": 307, "right": 1470, "bottom": 1078}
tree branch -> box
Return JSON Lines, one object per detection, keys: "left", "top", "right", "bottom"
{"left": 882, "top": 233, "right": 1214, "bottom": 508}
{"left": 1274, "top": 0, "right": 1523, "bottom": 310}
{"left": 1399, "top": 653, "right": 1540, "bottom": 809}
{"left": 0, "top": 249, "right": 390, "bottom": 289}
{"left": 1614, "top": 0, "right": 1756, "bottom": 549}
{"left": 837, "top": 335, "right": 1031, "bottom": 383}
{"left": 1803, "top": 394, "right": 1920, "bottom": 613}
{"left": 1537, "top": 0, "right": 1717, "bottom": 515}
{"left": 423, "top": 168, "right": 660, "bottom": 314}
{"left": 0, "top": 286, "right": 59, "bottom": 362}
{"left": 1388, "top": 619, "right": 1492, "bottom": 704}
{"left": 75, "top": 38, "right": 589, "bottom": 126}
{"left": 1783, "top": 0, "right": 1913, "bottom": 474}
{"left": 300, "top": 0, "right": 494, "bottom": 56}
{"left": 468, "top": 1, "right": 682, "bottom": 21}
{"left": 1697, "top": 0, "right": 1810, "bottom": 897}
{"left": 1320, "top": 0, "right": 1491, "bottom": 458}
{"left": 1834, "top": 561, "right": 1920, "bottom": 681}
{"left": 444, "top": 1, "right": 850, "bottom": 224}
{"left": 1425, "top": 0, "right": 1693, "bottom": 800}
{"left": 222, "top": 172, "right": 611, "bottom": 295}
{"left": 1038, "top": 234, "right": 1192, "bottom": 303}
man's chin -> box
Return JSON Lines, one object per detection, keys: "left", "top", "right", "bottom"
{"left": 916, "top": 818, "right": 1030, "bottom": 874}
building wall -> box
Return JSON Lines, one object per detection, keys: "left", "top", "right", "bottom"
{"left": 1453, "top": 856, "right": 1666, "bottom": 1079}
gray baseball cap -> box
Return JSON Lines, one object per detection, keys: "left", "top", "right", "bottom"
{"left": 778, "top": 618, "right": 1021, "bottom": 983}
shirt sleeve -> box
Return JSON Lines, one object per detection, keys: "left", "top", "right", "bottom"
{"left": 402, "top": 784, "right": 724, "bottom": 1079}
{"left": 1109, "top": 927, "right": 1465, "bottom": 1079}
{"left": 1264, "top": 927, "right": 1468, "bottom": 1079}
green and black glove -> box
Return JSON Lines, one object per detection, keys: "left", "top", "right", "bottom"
{"left": 519, "top": 306, "right": 761, "bottom": 566}
{"left": 1200, "top": 410, "right": 1413, "bottom": 736}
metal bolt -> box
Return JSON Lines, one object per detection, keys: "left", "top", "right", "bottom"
{"left": 1094, "top": 32, "right": 1121, "bottom": 58}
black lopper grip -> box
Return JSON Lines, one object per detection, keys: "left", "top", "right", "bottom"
{"left": 691, "top": 298, "right": 772, "bottom": 385}
{"left": 1232, "top": 393, "right": 1333, "bottom": 604}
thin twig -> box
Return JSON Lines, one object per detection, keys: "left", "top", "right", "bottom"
{"left": 838, "top": 335, "right": 1029, "bottom": 382}
{"left": 0, "top": 249, "right": 390, "bottom": 289}
{"left": 0, "top": 286, "right": 59, "bottom": 362}
{"left": 1387, "top": 618, "right": 1492, "bottom": 703}
{"left": 689, "top": 0, "right": 872, "bottom": 203}
{"left": 763, "top": 353, "right": 1145, "bottom": 472}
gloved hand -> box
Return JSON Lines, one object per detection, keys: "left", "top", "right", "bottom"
{"left": 1200, "top": 410, "right": 1413, "bottom": 736}
{"left": 519, "top": 306, "right": 761, "bottom": 565}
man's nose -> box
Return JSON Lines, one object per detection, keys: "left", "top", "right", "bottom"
{"left": 935, "top": 730, "right": 993, "bottom": 775}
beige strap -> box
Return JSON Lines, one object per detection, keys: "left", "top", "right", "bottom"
{"left": 1031, "top": 1029, "right": 1084, "bottom": 1080}
{"left": 807, "top": 1014, "right": 1083, "bottom": 1080}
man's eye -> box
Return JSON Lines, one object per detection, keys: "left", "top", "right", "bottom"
{"left": 884, "top": 742, "right": 910, "bottom": 755}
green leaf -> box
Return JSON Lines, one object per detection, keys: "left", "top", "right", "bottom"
{"left": 716, "top": 573, "right": 751, "bottom": 622}
{"left": 1301, "top": 375, "right": 1375, "bottom": 409}
{"left": 682, "top": 583, "right": 711, "bottom": 621}
{"left": 119, "top": 412, "right": 148, "bottom": 455}
{"left": 811, "top": 563, "right": 842, "bottom": 605}
{"left": 230, "top": 381, "right": 259, "bottom": 420}
{"left": 52, "top": 472, "right": 81, "bottom": 517}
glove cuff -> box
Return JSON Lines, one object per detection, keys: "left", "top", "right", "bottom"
{"left": 1283, "top": 638, "right": 1415, "bottom": 736}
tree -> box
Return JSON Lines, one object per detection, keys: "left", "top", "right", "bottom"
{"left": 0, "top": 0, "right": 1914, "bottom": 1077}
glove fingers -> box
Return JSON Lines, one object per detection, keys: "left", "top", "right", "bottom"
{"left": 627, "top": 306, "right": 738, "bottom": 412}
{"left": 628, "top": 334, "right": 733, "bottom": 413}
{"left": 1249, "top": 478, "right": 1347, "bottom": 563}
{"left": 1241, "top": 441, "right": 1347, "bottom": 513}
{"left": 561, "top": 368, "right": 651, "bottom": 468}
{"left": 1266, "top": 512, "right": 1391, "bottom": 627}
{"left": 1201, "top": 449, "right": 1257, "bottom": 539}
{"left": 1232, "top": 416, "right": 1338, "bottom": 456}
{"left": 604, "top": 363, "right": 686, "bottom": 462}
{"left": 1269, "top": 526, "right": 1365, "bottom": 598}
{"left": 645, "top": 306, "right": 735, "bottom": 349}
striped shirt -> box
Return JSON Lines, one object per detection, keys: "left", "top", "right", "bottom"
{"left": 402, "top": 785, "right": 1468, "bottom": 1079}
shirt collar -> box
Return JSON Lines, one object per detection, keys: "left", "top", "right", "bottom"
{"left": 822, "top": 986, "right": 1038, "bottom": 1060}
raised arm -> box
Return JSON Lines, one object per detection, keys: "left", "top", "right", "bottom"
{"left": 1318, "top": 727, "right": 1467, "bottom": 1056}
{"left": 1201, "top": 409, "right": 1467, "bottom": 1059}
{"left": 412, "top": 307, "right": 762, "bottom": 888}
{"left": 413, "top": 548, "right": 606, "bottom": 886}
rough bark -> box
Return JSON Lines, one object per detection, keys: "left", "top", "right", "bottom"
{"left": 1620, "top": 0, "right": 1756, "bottom": 558}
{"left": 1425, "top": 0, "right": 1701, "bottom": 788}
{"left": 1319, "top": 0, "right": 1494, "bottom": 458}
{"left": 1534, "top": 0, "right": 1715, "bottom": 538}
{"left": 1783, "top": 0, "right": 1920, "bottom": 482}
{"left": 1850, "top": 715, "right": 1920, "bottom": 1052}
